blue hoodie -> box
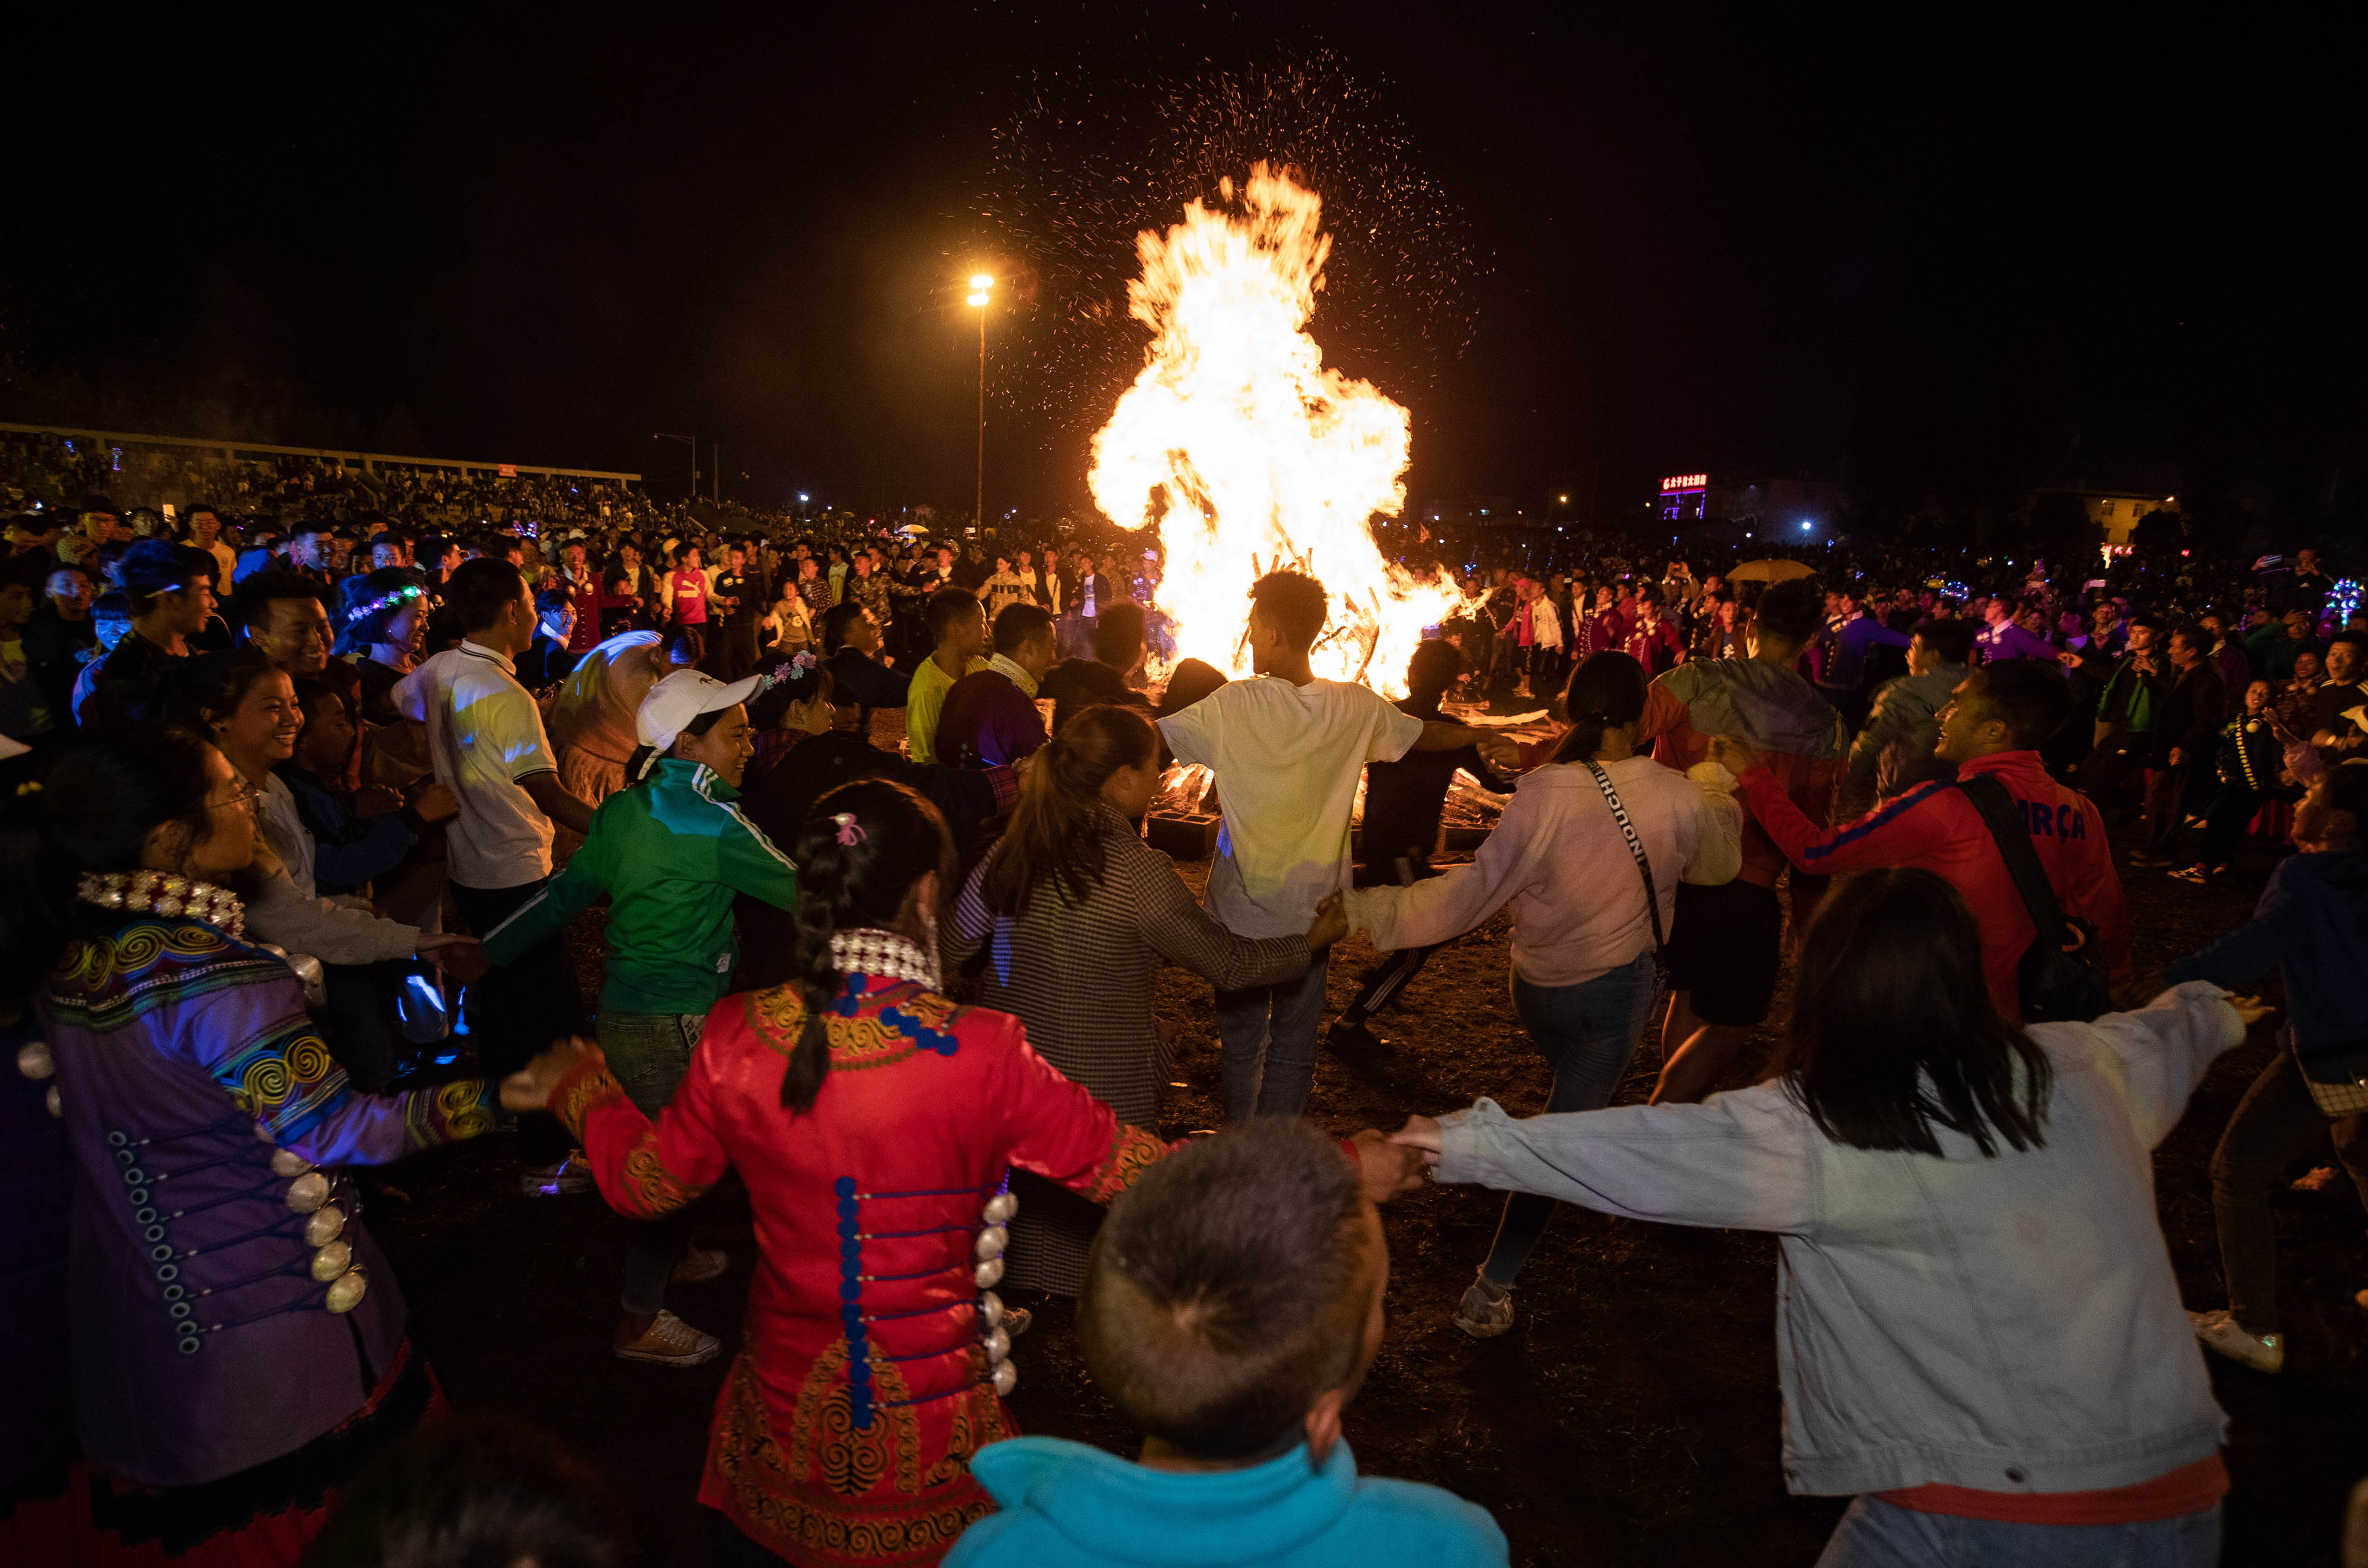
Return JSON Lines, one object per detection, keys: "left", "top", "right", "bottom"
{"left": 944, "top": 1436, "right": 1507, "bottom": 1568}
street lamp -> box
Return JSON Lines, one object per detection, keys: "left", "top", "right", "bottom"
{"left": 652, "top": 433, "right": 696, "bottom": 501}
{"left": 967, "top": 274, "right": 992, "bottom": 531}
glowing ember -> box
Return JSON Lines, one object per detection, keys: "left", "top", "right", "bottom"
{"left": 1089, "top": 164, "right": 1465, "bottom": 696}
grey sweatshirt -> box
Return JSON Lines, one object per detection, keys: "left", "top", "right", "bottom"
{"left": 1436, "top": 982, "right": 2241, "bottom": 1498}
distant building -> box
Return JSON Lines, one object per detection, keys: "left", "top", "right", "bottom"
{"left": 2022, "top": 487, "right": 2179, "bottom": 548}
{"left": 1656, "top": 472, "right": 1844, "bottom": 536}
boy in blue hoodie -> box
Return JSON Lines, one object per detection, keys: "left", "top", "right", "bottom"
{"left": 944, "top": 1119, "right": 1507, "bottom": 1568}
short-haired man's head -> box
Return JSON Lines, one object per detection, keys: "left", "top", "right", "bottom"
{"left": 992, "top": 601, "right": 1055, "bottom": 656}
{"left": 1964, "top": 660, "right": 2073, "bottom": 750}
{"left": 448, "top": 558, "right": 527, "bottom": 635}
{"left": 1753, "top": 578, "right": 1825, "bottom": 647}
{"left": 820, "top": 600, "right": 867, "bottom": 655}
{"left": 1249, "top": 571, "right": 1328, "bottom": 653}
{"left": 1910, "top": 617, "right": 1976, "bottom": 668}
{"left": 1405, "top": 637, "right": 1464, "bottom": 697}
{"left": 1092, "top": 601, "right": 1147, "bottom": 669}
{"left": 1078, "top": 1119, "right": 1376, "bottom": 1460}
{"left": 924, "top": 588, "right": 982, "bottom": 647}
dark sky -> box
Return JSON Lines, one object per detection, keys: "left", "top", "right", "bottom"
{"left": 8, "top": 5, "right": 2363, "bottom": 529}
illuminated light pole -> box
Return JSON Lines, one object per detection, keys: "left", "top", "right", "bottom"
{"left": 967, "top": 274, "right": 992, "bottom": 532}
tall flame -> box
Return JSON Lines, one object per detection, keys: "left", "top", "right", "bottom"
{"left": 1089, "top": 165, "right": 1464, "bottom": 696}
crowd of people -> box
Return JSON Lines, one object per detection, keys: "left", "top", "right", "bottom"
{"left": 1, "top": 443, "right": 2366, "bottom": 1568}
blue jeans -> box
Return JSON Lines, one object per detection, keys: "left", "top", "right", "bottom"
{"left": 1480, "top": 954, "right": 1662, "bottom": 1285}
{"left": 1214, "top": 951, "right": 1331, "bottom": 1119}
{"left": 1816, "top": 1495, "right": 2221, "bottom": 1568}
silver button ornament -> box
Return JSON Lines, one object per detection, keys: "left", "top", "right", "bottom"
{"left": 978, "top": 1290, "right": 1005, "bottom": 1329}
{"left": 982, "top": 1190, "right": 1018, "bottom": 1225}
{"left": 16, "top": 1040, "right": 53, "bottom": 1080}
{"left": 991, "top": 1360, "right": 1018, "bottom": 1396}
{"left": 310, "top": 1239, "right": 353, "bottom": 1282}
{"left": 304, "top": 1205, "right": 346, "bottom": 1247}
{"left": 973, "top": 1256, "right": 1003, "bottom": 1290}
{"left": 271, "top": 1149, "right": 314, "bottom": 1178}
{"left": 973, "top": 1224, "right": 1007, "bottom": 1263}
{"left": 326, "top": 1267, "right": 368, "bottom": 1313}
{"left": 285, "top": 1171, "right": 330, "bottom": 1213}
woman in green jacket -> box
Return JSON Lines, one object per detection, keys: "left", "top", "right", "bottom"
{"left": 482, "top": 668, "right": 796, "bottom": 1366}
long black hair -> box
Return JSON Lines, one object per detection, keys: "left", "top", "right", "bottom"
{"left": 1779, "top": 867, "right": 2051, "bottom": 1158}
{"left": 0, "top": 726, "right": 223, "bottom": 999}
{"left": 980, "top": 705, "right": 1158, "bottom": 917}
{"left": 1550, "top": 651, "right": 1649, "bottom": 765}
{"left": 778, "top": 779, "right": 953, "bottom": 1113}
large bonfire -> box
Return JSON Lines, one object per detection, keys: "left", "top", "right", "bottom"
{"left": 1088, "top": 164, "right": 1465, "bottom": 696}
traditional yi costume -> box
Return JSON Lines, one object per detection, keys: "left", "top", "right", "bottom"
{"left": 4, "top": 871, "right": 496, "bottom": 1565}
{"left": 549, "top": 929, "right": 1169, "bottom": 1567}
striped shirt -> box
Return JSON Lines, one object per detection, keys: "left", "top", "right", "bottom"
{"left": 945, "top": 807, "right": 1311, "bottom": 1293}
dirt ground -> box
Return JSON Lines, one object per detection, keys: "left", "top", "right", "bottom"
{"left": 369, "top": 820, "right": 2367, "bottom": 1568}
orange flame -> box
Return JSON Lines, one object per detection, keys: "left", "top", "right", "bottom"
{"left": 1089, "top": 164, "right": 1465, "bottom": 696}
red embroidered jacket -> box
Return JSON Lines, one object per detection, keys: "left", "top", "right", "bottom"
{"left": 552, "top": 974, "right": 1166, "bottom": 1568}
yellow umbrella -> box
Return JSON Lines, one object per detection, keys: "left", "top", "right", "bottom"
{"left": 1728, "top": 558, "right": 1815, "bottom": 584}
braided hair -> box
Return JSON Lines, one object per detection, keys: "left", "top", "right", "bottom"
{"left": 779, "top": 779, "right": 953, "bottom": 1112}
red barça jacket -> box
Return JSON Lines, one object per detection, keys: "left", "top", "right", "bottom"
{"left": 1736, "top": 749, "right": 2133, "bottom": 1021}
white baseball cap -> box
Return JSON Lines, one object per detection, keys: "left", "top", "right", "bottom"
{"left": 637, "top": 669, "right": 764, "bottom": 756}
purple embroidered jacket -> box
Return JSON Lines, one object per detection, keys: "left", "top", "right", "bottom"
{"left": 38, "top": 914, "right": 494, "bottom": 1487}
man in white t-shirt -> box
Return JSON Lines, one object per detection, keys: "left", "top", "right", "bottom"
{"left": 395, "top": 557, "right": 599, "bottom": 1194}
{"left": 1159, "top": 571, "right": 1517, "bottom": 1118}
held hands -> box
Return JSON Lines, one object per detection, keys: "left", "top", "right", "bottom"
{"left": 415, "top": 933, "right": 490, "bottom": 984}
{"left": 353, "top": 784, "right": 405, "bottom": 819}
{"left": 1305, "top": 892, "right": 1349, "bottom": 950}
{"left": 1707, "top": 734, "right": 1764, "bottom": 774}
{"left": 407, "top": 781, "right": 460, "bottom": 823}
{"left": 500, "top": 1035, "right": 600, "bottom": 1113}
{"left": 1474, "top": 733, "right": 1521, "bottom": 771}
{"left": 2227, "top": 994, "right": 2276, "bottom": 1028}
{"left": 1386, "top": 1114, "right": 1446, "bottom": 1167}
{"left": 1347, "top": 1129, "right": 1428, "bottom": 1201}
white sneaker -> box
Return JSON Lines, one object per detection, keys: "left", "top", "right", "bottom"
{"left": 615, "top": 1309, "right": 721, "bottom": 1367}
{"left": 2187, "top": 1308, "right": 2283, "bottom": 1373}
{"left": 517, "top": 1152, "right": 596, "bottom": 1197}
{"left": 1454, "top": 1271, "right": 1514, "bottom": 1338}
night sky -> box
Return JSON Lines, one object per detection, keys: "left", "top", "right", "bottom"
{"left": 8, "top": 5, "right": 2361, "bottom": 532}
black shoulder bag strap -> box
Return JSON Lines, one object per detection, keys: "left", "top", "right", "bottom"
{"left": 1584, "top": 761, "right": 1672, "bottom": 990}
{"left": 1954, "top": 773, "right": 2108, "bottom": 1022}
{"left": 1954, "top": 775, "right": 2066, "bottom": 936}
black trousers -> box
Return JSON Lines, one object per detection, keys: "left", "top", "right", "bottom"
{"left": 2210, "top": 1048, "right": 2368, "bottom": 1334}
{"left": 2079, "top": 730, "right": 2150, "bottom": 819}
{"left": 453, "top": 877, "right": 580, "bottom": 1166}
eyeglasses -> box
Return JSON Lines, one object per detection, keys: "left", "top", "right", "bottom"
{"left": 210, "top": 780, "right": 265, "bottom": 814}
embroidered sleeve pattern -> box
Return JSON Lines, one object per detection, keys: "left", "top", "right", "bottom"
{"left": 552, "top": 1054, "right": 627, "bottom": 1144}
{"left": 1075, "top": 1122, "right": 1169, "bottom": 1205}
{"left": 398, "top": 1078, "right": 499, "bottom": 1149}
{"left": 566, "top": 1035, "right": 732, "bottom": 1221}
{"left": 218, "top": 1020, "right": 355, "bottom": 1147}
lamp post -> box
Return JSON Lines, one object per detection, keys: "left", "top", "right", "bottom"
{"left": 653, "top": 433, "right": 696, "bottom": 501}
{"left": 966, "top": 274, "right": 992, "bottom": 531}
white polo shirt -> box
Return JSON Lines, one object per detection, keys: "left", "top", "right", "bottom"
{"left": 1159, "top": 676, "right": 1424, "bottom": 939}
{"left": 392, "top": 640, "right": 558, "bottom": 889}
